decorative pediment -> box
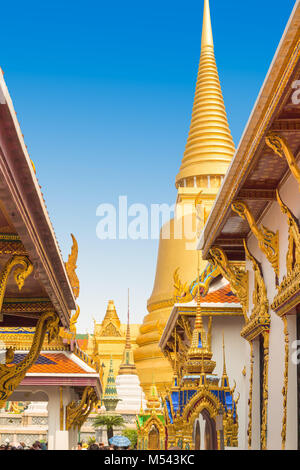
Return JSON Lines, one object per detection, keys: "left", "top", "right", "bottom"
{"left": 209, "top": 246, "right": 249, "bottom": 321}
{"left": 100, "top": 322, "right": 122, "bottom": 337}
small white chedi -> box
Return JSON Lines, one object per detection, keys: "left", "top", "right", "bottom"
{"left": 115, "top": 292, "right": 146, "bottom": 412}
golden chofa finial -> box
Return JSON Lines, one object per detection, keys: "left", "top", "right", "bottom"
{"left": 65, "top": 234, "right": 79, "bottom": 299}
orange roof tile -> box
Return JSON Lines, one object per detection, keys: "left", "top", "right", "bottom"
{"left": 8, "top": 353, "right": 90, "bottom": 374}
{"left": 202, "top": 284, "right": 239, "bottom": 304}
{"left": 77, "top": 338, "right": 88, "bottom": 350}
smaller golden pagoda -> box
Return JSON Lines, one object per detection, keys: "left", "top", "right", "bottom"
{"left": 83, "top": 300, "right": 140, "bottom": 391}
{"left": 136, "top": 380, "right": 166, "bottom": 450}
{"left": 162, "top": 261, "right": 239, "bottom": 450}
{"left": 184, "top": 282, "right": 216, "bottom": 376}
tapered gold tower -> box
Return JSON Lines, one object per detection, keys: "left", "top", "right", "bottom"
{"left": 134, "top": 0, "right": 235, "bottom": 398}
{"left": 176, "top": 0, "right": 234, "bottom": 187}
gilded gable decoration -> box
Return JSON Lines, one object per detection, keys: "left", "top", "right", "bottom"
{"left": 209, "top": 246, "right": 248, "bottom": 320}
{"left": 101, "top": 322, "right": 122, "bottom": 337}
{"left": 173, "top": 262, "right": 221, "bottom": 304}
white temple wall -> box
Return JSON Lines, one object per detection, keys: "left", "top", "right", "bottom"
{"left": 9, "top": 385, "right": 79, "bottom": 450}
{"left": 246, "top": 172, "right": 299, "bottom": 450}
{"left": 286, "top": 314, "right": 297, "bottom": 450}
{"left": 205, "top": 315, "right": 246, "bottom": 449}
{"left": 251, "top": 339, "right": 260, "bottom": 450}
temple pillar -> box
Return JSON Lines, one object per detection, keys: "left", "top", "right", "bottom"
{"left": 47, "top": 387, "right": 77, "bottom": 450}
{"left": 199, "top": 414, "right": 206, "bottom": 450}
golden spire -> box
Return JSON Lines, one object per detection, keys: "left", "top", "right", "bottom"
{"left": 222, "top": 332, "right": 227, "bottom": 375}
{"left": 101, "top": 300, "right": 121, "bottom": 330}
{"left": 185, "top": 252, "right": 216, "bottom": 375}
{"left": 175, "top": 0, "right": 235, "bottom": 187}
{"left": 171, "top": 327, "right": 180, "bottom": 389}
{"left": 118, "top": 289, "right": 137, "bottom": 375}
{"left": 125, "top": 289, "right": 131, "bottom": 349}
{"left": 146, "top": 378, "right": 161, "bottom": 411}
{"left": 221, "top": 332, "right": 229, "bottom": 389}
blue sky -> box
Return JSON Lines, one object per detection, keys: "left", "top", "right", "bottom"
{"left": 0, "top": 0, "right": 296, "bottom": 330}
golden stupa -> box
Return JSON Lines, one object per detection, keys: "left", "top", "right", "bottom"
{"left": 134, "top": 0, "right": 235, "bottom": 397}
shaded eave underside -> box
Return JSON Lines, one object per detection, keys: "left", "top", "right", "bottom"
{"left": 0, "top": 72, "right": 76, "bottom": 325}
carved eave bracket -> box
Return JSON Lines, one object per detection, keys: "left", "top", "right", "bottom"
{"left": 177, "top": 315, "right": 192, "bottom": 343}
{"left": 232, "top": 201, "right": 279, "bottom": 278}
{"left": 272, "top": 191, "right": 300, "bottom": 316}
{"left": 266, "top": 133, "right": 300, "bottom": 191}
{"left": 66, "top": 386, "right": 98, "bottom": 430}
{"left": 0, "top": 255, "right": 34, "bottom": 314}
{"left": 241, "top": 240, "right": 270, "bottom": 342}
{"left": 0, "top": 311, "right": 59, "bottom": 407}
{"left": 208, "top": 247, "right": 249, "bottom": 321}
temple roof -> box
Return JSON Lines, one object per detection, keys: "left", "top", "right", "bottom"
{"left": 76, "top": 334, "right": 89, "bottom": 350}
{"left": 0, "top": 327, "right": 102, "bottom": 378}
{"left": 201, "top": 283, "right": 239, "bottom": 304}
{"left": 0, "top": 70, "right": 76, "bottom": 326}
{"left": 136, "top": 413, "right": 165, "bottom": 428}
{"left": 3, "top": 349, "right": 102, "bottom": 399}
{"left": 8, "top": 351, "right": 96, "bottom": 375}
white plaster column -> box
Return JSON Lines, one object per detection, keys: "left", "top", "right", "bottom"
{"left": 47, "top": 387, "right": 60, "bottom": 450}
{"left": 267, "top": 310, "right": 285, "bottom": 450}
{"left": 252, "top": 338, "right": 260, "bottom": 450}
{"left": 47, "top": 386, "right": 78, "bottom": 450}
{"left": 286, "top": 314, "right": 297, "bottom": 450}
{"left": 199, "top": 414, "right": 205, "bottom": 450}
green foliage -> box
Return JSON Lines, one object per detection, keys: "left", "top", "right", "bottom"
{"left": 87, "top": 436, "right": 96, "bottom": 445}
{"left": 93, "top": 414, "right": 125, "bottom": 430}
{"left": 122, "top": 429, "right": 137, "bottom": 448}
{"left": 93, "top": 414, "right": 125, "bottom": 442}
